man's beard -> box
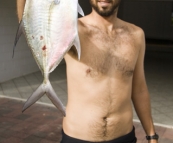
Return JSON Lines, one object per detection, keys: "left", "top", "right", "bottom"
{"left": 90, "top": 0, "right": 121, "bottom": 17}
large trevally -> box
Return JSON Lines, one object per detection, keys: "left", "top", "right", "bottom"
{"left": 13, "top": 0, "right": 84, "bottom": 116}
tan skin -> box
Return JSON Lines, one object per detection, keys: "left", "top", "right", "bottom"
{"left": 17, "top": 0, "right": 158, "bottom": 142}
{"left": 16, "top": 0, "right": 26, "bottom": 22}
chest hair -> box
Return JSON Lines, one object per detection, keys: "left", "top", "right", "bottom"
{"left": 68, "top": 26, "right": 137, "bottom": 77}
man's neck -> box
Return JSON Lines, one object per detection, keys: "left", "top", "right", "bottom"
{"left": 90, "top": 9, "right": 119, "bottom": 33}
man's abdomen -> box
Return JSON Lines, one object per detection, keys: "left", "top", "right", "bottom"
{"left": 63, "top": 64, "right": 134, "bottom": 141}
{"left": 63, "top": 93, "right": 133, "bottom": 142}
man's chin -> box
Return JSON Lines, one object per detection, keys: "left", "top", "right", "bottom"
{"left": 95, "top": 8, "right": 114, "bottom": 17}
{"left": 97, "top": 12, "right": 113, "bottom": 17}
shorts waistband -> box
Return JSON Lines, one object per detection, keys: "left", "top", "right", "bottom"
{"left": 61, "top": 127, "right": 136, "bottom": 143}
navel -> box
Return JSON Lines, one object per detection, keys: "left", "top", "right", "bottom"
{"left": 103, "top": 117, "right": 107, "bottom": 122}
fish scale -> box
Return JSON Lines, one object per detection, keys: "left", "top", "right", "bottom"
{"left": 13, "top": 0, "right": 84, "bottom": 116}
{"left": 23, "top": 0, "right": 49, "bottom": 73}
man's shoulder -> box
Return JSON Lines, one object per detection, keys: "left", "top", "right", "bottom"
{"left": 119, "top": 19, "right": 145, "bottom": 50}
{"left": 128, "top": 22, "right": 145, "bottom": 46}
{"left": 119, "top": 19, "right": 144, "bottom": 36}
{"left": 120, "top": 19, "right": 144, "bottom": 37}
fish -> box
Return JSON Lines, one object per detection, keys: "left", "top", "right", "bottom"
{"left": 13, "top": 0, "right": 84, "bottom": 116}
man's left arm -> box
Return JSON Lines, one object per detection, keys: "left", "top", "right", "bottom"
{"left": 131, "top": 29, "right": 158, "bottom": 143}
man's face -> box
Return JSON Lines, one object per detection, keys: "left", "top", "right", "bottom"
{"left": 90, "top": 0, "right": 121, "bottom": 17}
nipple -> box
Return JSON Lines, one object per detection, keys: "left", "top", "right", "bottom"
{"left": 86, "top": 68, "right": 91, "bottom": 74}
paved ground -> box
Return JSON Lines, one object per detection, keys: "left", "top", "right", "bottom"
{"left": 0, "top": 97, "right": 173, "bottom": 143}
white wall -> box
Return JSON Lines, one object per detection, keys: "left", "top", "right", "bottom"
{"left": 0, "top": 0, "right": 39, "bottom": 83}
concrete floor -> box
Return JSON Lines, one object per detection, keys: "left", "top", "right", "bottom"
{"left": 0, "top": 50, "right": 173, "bottom": 128}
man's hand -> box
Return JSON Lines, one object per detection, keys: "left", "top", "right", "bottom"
{"left": 16, "top": 0, "right": 26, "bottom": 22}
{"left": 148, "top": 140, "right": 159, "bottom": 143}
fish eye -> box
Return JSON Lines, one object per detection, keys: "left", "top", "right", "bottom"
{"left": 54, "top": 0, "right": 60, "bottom": 5}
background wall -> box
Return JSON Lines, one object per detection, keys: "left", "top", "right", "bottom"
{"left": 0, "top": 0, "right": 38, "bottom": 83}
{"left": 79, "top": 0, "right": 173, "bottom": 40}
{"left": 118, "top": 0, "right": 173, "bottom": 40}
{"left": 79, "top": 0, "right": 92, "bottom": 16}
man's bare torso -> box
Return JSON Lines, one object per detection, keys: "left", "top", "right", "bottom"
{"left": 63, "top": 16, "right": 142, "bottom": 142}
{"left": 15, "top": 0, "right": 156, "bottom": 142}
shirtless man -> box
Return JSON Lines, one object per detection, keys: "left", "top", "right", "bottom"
{"left": 17, "top": 0, "right": 158, "bottom": 143}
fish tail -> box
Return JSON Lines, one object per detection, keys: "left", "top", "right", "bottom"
{"left": 22, "top": 82, "right": 66, "bottom": 116}
{"left": 46, "top": 82, "right": 66, "bottom": 116}
{"left": 22, "top": 84, "right": 45, "bottom": 113}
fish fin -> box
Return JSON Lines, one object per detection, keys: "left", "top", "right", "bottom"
{"left": 46, "top": 82, "right": 66, "bottom": 116}
{"left": 77, "top": 3, "right": 84, "bottom": 16}
{"left": 12, "top": 20, "right": 24, "bottom": 58}
{"left": 22, "top": 84, "right": 45, "bottom": 112}
{"left": 73, "top": 34, "right": 81, "bottom": 60}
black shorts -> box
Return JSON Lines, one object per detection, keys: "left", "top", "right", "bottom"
{"left": 60, "top": 127, "right": 137, "bottom": 143}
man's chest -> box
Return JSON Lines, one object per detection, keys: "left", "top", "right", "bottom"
{"left": 79, "top": 32, "right": 140, "bottom": 77}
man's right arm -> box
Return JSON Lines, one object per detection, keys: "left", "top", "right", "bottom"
{"left": 16, "top": 0, "right": 26, "bottom": 22}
